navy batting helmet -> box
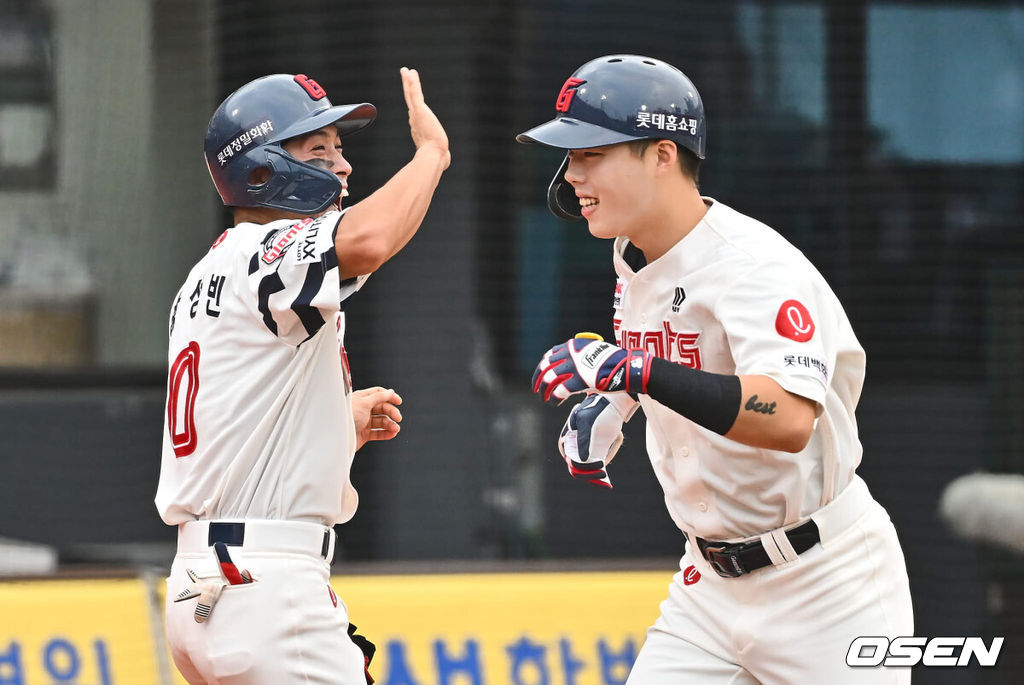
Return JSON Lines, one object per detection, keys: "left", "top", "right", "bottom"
{"left": 205, "top": 74, "right": 376, "bottom": 215}
{"left": 516, "top": 55, "right": 705, "bottom": 220}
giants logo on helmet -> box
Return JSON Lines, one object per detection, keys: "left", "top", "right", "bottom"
{"left": 294, "top": 74, "right": 327, "bottom": 100}
{"left": 555, "top": 78, "right": 585, "bottom": 113}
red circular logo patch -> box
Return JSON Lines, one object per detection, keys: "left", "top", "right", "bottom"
{"left": 775, "top": 300, "right": 815, "bottom": 342}
{"left": 328, "top": 585, "right": 338, "bottom": 607}
{"left": 683, "top": 565, "right": 701, "bottom": 586}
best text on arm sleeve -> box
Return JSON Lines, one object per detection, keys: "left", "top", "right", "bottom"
{"left": 644, "top": 358, "right": 815, "bottom": 452}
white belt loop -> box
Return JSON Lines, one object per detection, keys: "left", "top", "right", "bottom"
{"left": 760, "top": 528, "right": 800, "bottom": 565}
{"left": 811, "top": 476, "right": 873, "bottom": 549}
{"left": 326, "top": 527, "right": 337, "bottom": 564}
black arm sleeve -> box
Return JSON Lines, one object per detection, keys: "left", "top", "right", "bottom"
{"left": 644, "top": 357, "right": 742, "bottom": 435}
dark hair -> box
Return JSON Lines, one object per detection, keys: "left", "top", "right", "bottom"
{"left": 627, "top": 139, "right": 701, "bottom": 185}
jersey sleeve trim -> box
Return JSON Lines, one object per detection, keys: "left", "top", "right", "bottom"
{"left": 331, "top": 210, "right": 368, "bottom": 284}
{"left": 242, "top": 214, "right": 346, "bottom": 344}
{"left": 291, "top": 244, "right": 339, "bottom": 340}
{"left": 763, "top": 371, "right": 827, "bottom": 414}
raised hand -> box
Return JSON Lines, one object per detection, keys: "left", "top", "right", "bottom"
{"left": 400, "top": 67, "right": 450, "bottom": 170}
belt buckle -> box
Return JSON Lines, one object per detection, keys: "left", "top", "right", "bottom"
{"left": 703, "top": 545, "right": 747, "bottom": 578}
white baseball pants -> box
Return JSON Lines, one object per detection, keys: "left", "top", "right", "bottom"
{"left": 164, "top": 520, "right": 367, "bottom": 685}
{"left": 627, "top": 477, "right": 914, "bottom": 684}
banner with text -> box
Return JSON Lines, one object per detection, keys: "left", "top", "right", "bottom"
{"left": 1, "top": 569, "right": 674, "bottom": 684}
{"left": 335, "top": 570, "right": 672, "bottom": 685}
{"left": 0, "top": 577, "right": 168, "bottom": 685}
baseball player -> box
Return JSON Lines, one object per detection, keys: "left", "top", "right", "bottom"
{"left": 155, "top": 68, "right": 449, "bottom": 684}
{"left": 518, "top": 55, "right": 913, "bottom": 684}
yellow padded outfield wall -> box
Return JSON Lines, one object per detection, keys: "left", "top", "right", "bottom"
{"left": 337, "top": 571, "right": 672, "bottom": 685}
{"left": 0, "top": 577, "right": 168, "bottom": 684}
{"left": 1, "top": 569, "right": 675, "bottom": 684}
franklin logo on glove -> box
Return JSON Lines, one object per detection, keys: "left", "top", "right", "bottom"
{"left": 532, "top": 334, "right": 653, "bottom": 403}
{"left": 583, "top": 343, "right": 611, "bottom": 368}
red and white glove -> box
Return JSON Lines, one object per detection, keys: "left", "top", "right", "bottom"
{"left": 558, "top": 392, "right": 640, "bottom": 489}
{"left": 532, "top": 335, "right": 653, "bottom": 404}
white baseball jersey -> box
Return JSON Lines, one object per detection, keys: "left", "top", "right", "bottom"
{"left": 155, "top": 210, "right": 367, "bottom": 527}
{"left": 612, "top": 197, "right": 866, "bottom": 541}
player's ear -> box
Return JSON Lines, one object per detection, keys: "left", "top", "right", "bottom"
{"left": 654, "top": 139, "right": 677, "bottom": 170}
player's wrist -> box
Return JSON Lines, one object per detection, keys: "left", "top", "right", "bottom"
{"left": 601, "top": 346, "right": 652, "bottom": 394}
{"left": 624, "top": 348, "right": 652, "bottom": 394}
{"left": 602, "top": 391, "right": 641, "bottom": 420}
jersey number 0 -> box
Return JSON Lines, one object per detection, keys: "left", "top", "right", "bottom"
{"left": 167, "top": 341, "right": 201, "bottom": 457}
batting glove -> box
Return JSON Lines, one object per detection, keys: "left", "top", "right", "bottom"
{"left": 173, "top": 568, "right": 227, "bottom": 624}
{"left": 532, "top": 336, "right": 652, "bottom": 403}
{"left": 559, "top": 393, "right": 640, "bottom": 489}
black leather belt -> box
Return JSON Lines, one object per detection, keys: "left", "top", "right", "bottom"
{"left": 207, "top": 522, "right": 333, "bottom": 561}
{"left": 694, "top": 520, "right": 820, "bottom": 578}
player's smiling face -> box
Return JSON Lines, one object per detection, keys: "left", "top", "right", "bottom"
{"left": 563, "top": 143, "right": 657, "bottom": 240}
{"left": 283, "top": 125, "right": 352, "bottom": 208}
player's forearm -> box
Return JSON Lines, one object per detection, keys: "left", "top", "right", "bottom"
{"left": 724, "top": 375, "right": 815, "bottom": 452}
{"left": 334, "top": 146, "right": 447, "bottom": 279}
{"left": 644, "top": 358, "right": 813, "bottom": 452}
{"left": 377, "top": 145, "right": 448, "bottom": 261}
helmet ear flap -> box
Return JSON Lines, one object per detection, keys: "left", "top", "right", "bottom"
{"left": 244, "top": 147, "right": 342, "bottom": 214}
{"left": 547, "top": 155, "right": 583, "bottom": 221}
